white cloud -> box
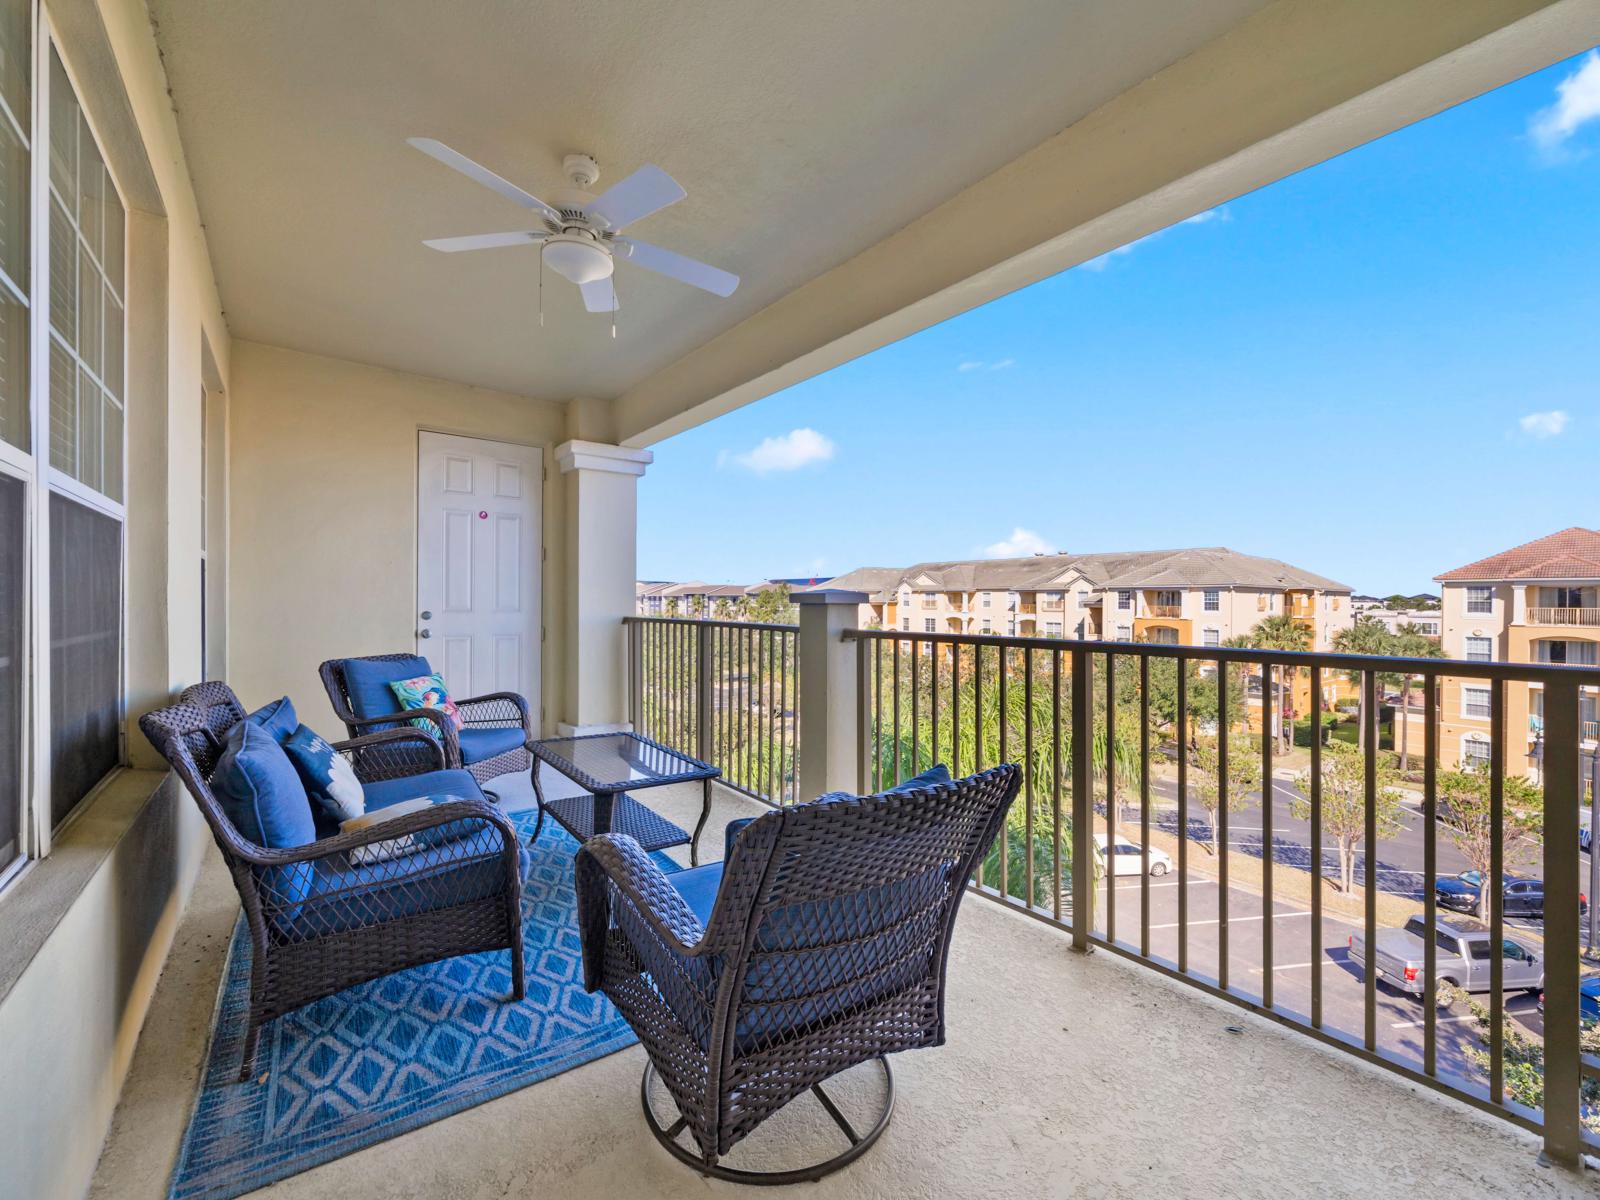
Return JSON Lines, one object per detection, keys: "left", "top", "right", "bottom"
{"left": 957, "top": 360, "right": 984, "bottom": 372}
{"left": 1529, "top": 51, "right": 1600, "bottom": 158}
{"left": 1519, "top": 409, "right": 1570, "bottom": 439}
{"left": 1082, "top": 206, "right": 1229, "bottom": 270}
{"left": 720, "top": 427, "right": 835, "bottom": 473}
{"left": 957, "top": 358, "right": 1016, "bottom": 372}
{"left": 982, "top": 527, "right": 1052, "bottom": 558}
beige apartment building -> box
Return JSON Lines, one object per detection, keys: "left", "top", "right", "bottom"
{"left": 1402, "top": 528, "right": 1600, "bottom": 777}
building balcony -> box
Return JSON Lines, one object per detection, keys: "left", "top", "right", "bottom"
{"left": 1528, "top": 607, "right": 1600, "bottom": 627}
{"left": 1147, "top": 604, "right": 1182, "bottom": 618}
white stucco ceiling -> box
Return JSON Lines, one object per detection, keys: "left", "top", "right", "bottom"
{"left": 150, "top": 0, "right": 1271, "bottom": 403}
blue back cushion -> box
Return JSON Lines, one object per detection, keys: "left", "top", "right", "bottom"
{"left": 213, "top": 719, "right": 318, "bottom": 908}
{"left": 342, "top": 656, "right": 433, "bottom": 728}
{"left": 887, "top": 763, "right": 951, "bottom": 793}
{"left": 246, "top": 695, "right": 298, "bottom": 743}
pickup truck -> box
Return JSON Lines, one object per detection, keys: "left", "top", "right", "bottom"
{"left": 1347, "top": 914, "right": 1542, "bottom": 999}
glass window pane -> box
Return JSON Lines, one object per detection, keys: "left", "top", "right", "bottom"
{"left": 77, "top": 248, "right": 99, "bottom": 379}
{"left": 76, "top": 115, "right": 100, "bottom": 263}
{"left": 0, "top": 0, "right": 28, "bottom": 134}
{"left": 0, "top": 472, "right": 22, "bottom": 872}
{"left": 48, "top": 338, "right": 72, "bottom": 472}
{"left": 104, "top": 185, "right": 122, "bottom": 299}
{"left": 101, "top": 395, "right": 120, "bottom": 501}
{"left": 0, "top": 109, "right": 26, "bottom": 295}
{"left": 49, "top": 492, "right": 121, "bottom": 827}
{"left": 76, "top": 363, "right": 99, "bottom": 494}
{"left": 48, "top": 47, "right": 74, "bottom": 212}
{"left": 103, "top": 289, "right": 121, "bottom": 400}
{"left": 48, "top": 196, "right": 73, "bottom": 341}
{"left": 0, "top": 284, "right": 25, "bottom": 451}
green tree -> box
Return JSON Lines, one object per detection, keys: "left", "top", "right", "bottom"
{"left": 1437, "top": 770, "right": 1543, "bottom": 913}
{"left": 1290, "top": 740, "right": 1406, "bottom": 893}
{"left": 1330, "top": 616, "right": 1399, "bottom": 751}
{"left": 1189, "top": 735, "right": 1261, "bottom": 855}
{"left": 1240, "top": 614, "right": 1312, "bottom": 753}
{"left": 711, "top": 597, "right": 734, "bottom": 620}
{"left": 742, "top": 583, "right": 797, "bottom": 624}
{"left": 1443, "top": 982, "right": 1600, "bottom": 1128}
{"left": 1390, "top": 622, "right": 1443, "bottom": 771}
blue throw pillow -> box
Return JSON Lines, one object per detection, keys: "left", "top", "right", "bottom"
{"left": 212, "top": 720, "right": 317, "bottom": 908}
{"left": 246, "top": 695, "right": 298, "bottom": 743}
{"left": 886, "top": 763, "right": 952, "bottom": 794}
{"left": 342, "top": 656, "right": 434, "bottom": 727}
{"left": 283, "top": 724, "right": 365, "bottom": 824}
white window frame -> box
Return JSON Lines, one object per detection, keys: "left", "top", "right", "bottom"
{"left": 1461, "top": 685, "right": 1492, "bottom": 720}
{"left": 1203, "top": 589, "right": 1220, "bottom": 612}
{"left": 1202, "top": 627, "right": 1220, "bottom": 647}
{"left": 1115, "top": 624, "right": 1132, "bottom": 642}
{"left": 1463, "top": 635, "right": 1492, "bottom": 663}
{"left": 1116, "top": 589, "right": 1133, "bottom": 611}
{"left": 1460, "top": 734, "right": 1491, "bottom": 771}
{"left": 923, "top": 618, "right": 935, "bottom": 634}
{"left": 0, "top": 13, "right": 132, "bottom": 888}
{"left": 1465, "top": 585, "right": 1493, "bottom": 615}
{"left": 979, "top": 591, "right": 991, "bottom": 608}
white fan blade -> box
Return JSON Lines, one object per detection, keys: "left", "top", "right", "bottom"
{"left": 615, "top": 237, "right": 739, "bottom": 297}
{"left": 422, "top": 231, "right": 549, "bottom": 252}
{"left": 408, "top": 138, "right": 562, "bottom": 224}
{"left": 580, "top": 277, "right": 619, "bottom": 312}
{"left": 585, "top": 165, "right": 685, "bottom": 230}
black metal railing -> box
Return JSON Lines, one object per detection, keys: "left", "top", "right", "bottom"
{"left": 842, "top": 630, "right": 1597, "bottom": 1167}
{"left": 626, "top": 616, "right": 800, "bottom": 806}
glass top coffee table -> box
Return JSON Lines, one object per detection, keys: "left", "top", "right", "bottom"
{"left": 526, "top": 731, "right": 720, "bottom": 865}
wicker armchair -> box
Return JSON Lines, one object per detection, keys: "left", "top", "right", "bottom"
{"left": 318, "top": 653, "right": 534, "bottom": 785}
{"left": 140, "top": 681, "right": 526, "bottom": 1081}
{"left": 574, "top": 763, "right": 1021, "bottom": 1183}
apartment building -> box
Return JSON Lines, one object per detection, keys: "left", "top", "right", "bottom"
{"left": 1358, "top": 607, "right": 1443, "bottom": 638}
{"left": 1404, "top": 527, "right": 1600, "bottom": 776}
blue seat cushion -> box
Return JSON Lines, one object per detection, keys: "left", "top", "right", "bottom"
{"left": 668, "top": 862, "right": 724, "bottom": 928}
{"left": 888, "top": 763, "right": 951, "bottom": 793}
{"left": 458, "top": 726, "right": 525, "bottom": 765}
{"left": 341, "top": 656, "right": 434, "bottom": 729}
{"left": 245, "top": 695, "right": 299, "bottom": 744}
{"left": 361, "top": 768, "right": 485, "bottom": 812}
{"left": 212, "top": 719, "right": 318, "bottom": 909}
{"left": 276, "top": 839, "right": 530, "bottom": 941}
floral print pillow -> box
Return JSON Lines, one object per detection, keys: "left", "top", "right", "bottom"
{"left": 388, "top": 673, "right": 464, "bottom": 733}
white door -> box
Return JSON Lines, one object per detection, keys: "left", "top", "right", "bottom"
{"left": 417, "top": 432, "right": 541, "bottom": 716}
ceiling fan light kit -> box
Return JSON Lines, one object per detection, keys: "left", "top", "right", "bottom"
{"left": 408, "top": 137, "right": 739, "bottom": 332}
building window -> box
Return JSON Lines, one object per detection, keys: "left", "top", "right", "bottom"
{"left": 980, "top": 591, "right": 991, "bottom": 607}
{"left": 1202, "top": 627, "right": 1220, "bottom": 647}
{"left": 1461, "top": 736, "right": 1491, "bottom": 771}
{"left": 1115, "top": 624, "right": 1132, "bottom": 642}
{"left": 1116, "top": 590, "right": 1132, "bottom": 611}
{"left": 900, "top": 617, "right": 909, "bottom": 632}
{"left": 1077, "top": 590, "right": 1090, "bottom": 608}
{"left": 980, "top": 618, "right": 992, "bottom": 634}
{"left": 1465, "top": 586, "right": 1492, "bottom": 614}
{"left": 924, "top": 618, "right": 935, "bottom": 633}
{"left": 1044, "top": 621, "right": 1061, "bottom": 637}
{"left": 1256, "top": 593, "right": 1268, "bottom": 612}
{"left": 1203, "top": 589, "right": 1220, "bottom": 612}
{"left": 1462, "top": 686, "right": 1492, "bottom": 720}
{"left": 0, "top": 475, "right": 21, "bottom": 876}
{"left": 1536, "top": 640, "right": 1598, "bottom": 666}
{"left": 1464, "top": 636, "right": 1492, "bottom": 663}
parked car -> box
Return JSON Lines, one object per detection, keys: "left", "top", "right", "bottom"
{"left": 1348, "top": 914, "right": 1542, "bottom": 1000}
{"left": 1434, "top": 870, "right": 1586, "bottom": 919}
{"left": 1093, "top": 833, "right": 1172, "bottom": 878}
{"left": 1538, "top": 978, "right": 1600, "bottom": 1024}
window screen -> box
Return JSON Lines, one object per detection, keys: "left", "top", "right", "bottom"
{"left": 0, "top": 473, "right": 21, "bottom": 869}
{"left": 49, "top": 492, "right": 121, "bottom": 826}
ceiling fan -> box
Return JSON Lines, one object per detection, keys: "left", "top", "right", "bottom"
{"left": 408, "top": 138, "right": 739, "bottom": 318}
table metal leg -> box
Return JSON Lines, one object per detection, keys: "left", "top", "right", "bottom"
{"left": 530, "top": 759, "right": 546, "bottom": 844}
{"left": 595, "top": 790, "right": 615, "bottom": 837}
{"left": 690, "top": 777, "right": 712, "bottom": 866}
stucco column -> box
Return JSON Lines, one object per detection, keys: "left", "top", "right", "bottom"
{"left": 796, "top": 590, "right": 867, "bottom": 801}
{"left": 1512, "top": 584, "right": 1529, "bottom": 625}
{"left": 555, "top": 440, "right": 652, "bottom": 736}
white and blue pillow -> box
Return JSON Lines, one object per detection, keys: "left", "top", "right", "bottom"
{"left": 283, "top": 725, "right": 365, "bottom": 824}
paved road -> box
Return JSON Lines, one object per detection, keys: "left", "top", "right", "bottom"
{"left": 1089, "top": 870, "right": 1542, "bottom": 1095}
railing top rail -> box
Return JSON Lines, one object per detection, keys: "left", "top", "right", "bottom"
{"left": 625, "top": 615, "right": 800, "bottom": 633}
{"left": 841, "top": 626, "right": 1600, "bottom": 684}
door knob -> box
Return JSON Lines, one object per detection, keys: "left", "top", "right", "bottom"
{"left": 420, "top": 610, "right": 433, "bottom": 620}
{"left": 419, "top": 629, "right": 432, "bottom": 639}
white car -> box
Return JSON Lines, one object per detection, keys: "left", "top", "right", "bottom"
{"left": 1094, "top": 833, "right": 1172, "bottom": 878}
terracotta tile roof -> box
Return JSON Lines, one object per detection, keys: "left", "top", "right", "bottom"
{"left": 1435, "top": 528, "right": 1600, "bottom": 581}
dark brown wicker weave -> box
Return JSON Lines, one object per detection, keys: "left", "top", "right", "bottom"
{"left": 139, "top": 681, "right": 526, "bottom": 1081}
{"left": 317, "top": 653, "right": 534, "bottom": 784}
{"left": 574, "top": 763, "right": 1021, "bottom": 1182}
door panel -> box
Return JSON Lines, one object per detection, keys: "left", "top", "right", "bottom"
{"left": 417, "top": 432, "right": 541, "bottom": 715}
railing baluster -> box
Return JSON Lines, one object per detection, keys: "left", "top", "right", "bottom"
{"left": 872, "top": 637, "right": 883, "bottom": 794}
{"left": 1177, "top": 656, "right": 1189, "bottom": 975}
{"left": 1363, "top": 668, "right": 1377, "bottom": 1052}
{"left": 1070, "top": 646, "right": 1092, "bottom": 950}
{"left": 1218, "top": 656, "right": 1230, "bottom": 991}
{"left": 1054, "top": 648, "right": 1065, "bottom": 923}
{"left": 892, "top": 636, "right": 903, "bottom": 786}
{"left": 951, "top": 643, "right": 963, "bottom": 781}
{"left": 1024, "top": 647, "right": 1036, "bottom": 910}
{"left": 932, "top": 637, "right": 942, "bottom": 768}
{"left": 1262, "top": 662, "right": 1274, "bottom": 1008}
{"left": 1422, "top": 670, "right": 1437, "bottom": 1073}
{"left": 1105, "top": 652, "right": 1116, "bottom": 945}
{"left": 1541, "top": 678, "right": 1583, "bottom": 1166}
{"left": 999, "top": 645, "right": 1010, "bottom": 901}
{"left": 1139, "top": 655, "right": 1150, "bottom": 958}
{"left": 1310, "top": 663, "right": 1323, "bottom": 1030}
{"left": 1488, "top": 676, "right": 1505, "bottom": 1104}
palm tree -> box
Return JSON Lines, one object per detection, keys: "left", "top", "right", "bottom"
{"left": 1242, "top": 613, "right": 1311, "bottom": 752}
{"left": 1389, "top": 622, "right": 1443, "bottom": 772}
{"left": 1330, "top": 615, "right": 1397, "bottom": 751}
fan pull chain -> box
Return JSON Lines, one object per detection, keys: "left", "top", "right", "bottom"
{"left": 611, "top": 276, "right": 618, "bottom": 339}
{"left": 537, "top": 247, "right": 545, "bottom": 328}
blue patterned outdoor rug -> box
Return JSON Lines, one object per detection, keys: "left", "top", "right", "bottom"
{"left": 168, "top": 813, "right": 678, "bottom": 1200}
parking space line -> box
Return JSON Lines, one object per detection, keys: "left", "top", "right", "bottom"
{"left": 1150, "top": 911, "right": 1310, "bottom": 930}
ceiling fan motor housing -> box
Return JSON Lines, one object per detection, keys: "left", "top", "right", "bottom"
{"left": 540, "top": 232, "right": 613, "bottom": 285}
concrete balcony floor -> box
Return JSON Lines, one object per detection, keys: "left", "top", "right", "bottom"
{"left": 90, "top": 774, "right": 1590, "bottom": 1200}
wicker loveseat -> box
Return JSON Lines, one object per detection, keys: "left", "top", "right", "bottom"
{"left": 318, "top": 653, "right": 534, "bottom": 785}
{"left": 574, "top": 762, "right": 1021, "bottom": 1183}
{"left": 140, "top": 681, "right": 527, "bottom": 1080}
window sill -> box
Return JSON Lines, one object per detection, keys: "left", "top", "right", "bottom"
{"left": 0, "top": 768, "right": 172, "bottom": 1007}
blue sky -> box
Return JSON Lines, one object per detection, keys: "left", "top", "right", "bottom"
{"left": 638, "top": 49, "right": 1600, "bottom": 595}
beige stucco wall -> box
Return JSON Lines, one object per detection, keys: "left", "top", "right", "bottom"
{"left": 227, "top": 341, "right": 567, "bottom": 738}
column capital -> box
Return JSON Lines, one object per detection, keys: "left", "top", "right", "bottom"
{"left": 794, "top": 589, "right": 868, "bottom": 607}
{"left": 554, "top": 440, "right": 653, "bottom": 477}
